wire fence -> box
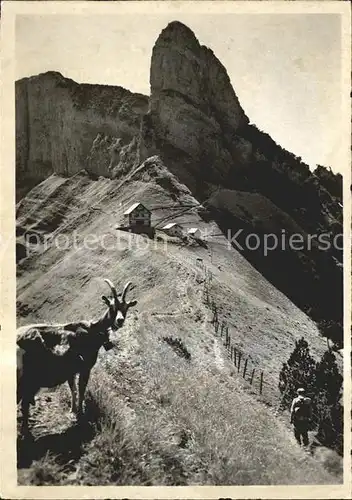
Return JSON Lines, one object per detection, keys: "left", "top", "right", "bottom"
{"left": 209, "top": 301, "right": 266, "bottom": 395}
{"left": 201, "top": 262, "right": 267, "bottom": 395}
{"left": 200, "top": 260, "right": 344, "bottom": 444}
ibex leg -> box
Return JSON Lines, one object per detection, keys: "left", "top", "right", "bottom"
{"left": 67, "top": 375, "right": 78, "bottom": 414}
{"left": 77, "top": 369, "right": 91, "bottom": 418}
{"left": 20, "top": 398, "right": 31, "bottom": 436}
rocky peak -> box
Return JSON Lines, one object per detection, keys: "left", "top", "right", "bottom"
{"left": 156, "top": 21, "right": 201, "bottom": 52}
{"left": 149, "top": 21, "right": 249, "bottom": 179}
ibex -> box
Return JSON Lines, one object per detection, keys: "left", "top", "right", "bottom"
{"left": 17, "top": 279, "right": 136, "bottom": 435}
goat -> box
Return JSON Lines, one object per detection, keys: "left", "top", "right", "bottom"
{"left": 17, "top": 279, "right": 137, "bottom": 435}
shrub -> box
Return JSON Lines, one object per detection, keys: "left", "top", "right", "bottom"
{"left": 314, "top": 350, "right": 343, "bottom": 454}
{"left": 278, "top": 337, "right": 317, "bottom": 409}
{"left": 162, "top": 337, "right": 191, "bottom": 361}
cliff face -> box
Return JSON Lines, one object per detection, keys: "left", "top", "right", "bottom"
{"left": 148, "top": 22, "right": 249, "bottom": 182}
{"left": 16, "top": 71, "right": 148, "bottom": 199}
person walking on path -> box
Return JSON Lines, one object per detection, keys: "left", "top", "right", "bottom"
{"left": 290, "top": 387, "right": 313, "bottom": 447}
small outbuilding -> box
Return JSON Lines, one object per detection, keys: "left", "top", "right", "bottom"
{"left": 162, "top": 222, "right": 183, "bottom": 238}
{"left": 123, "top": 202, "right": 151, "bottom": 228}
{"left": 188, "top": 228, "right": 201, "bottom": 239}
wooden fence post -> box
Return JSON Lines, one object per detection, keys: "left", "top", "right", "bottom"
{"left": 243, "top": 358, "right": 248, "bottom": 379}
{"left": 237, "top": 352, "right": 242, "bottom": 372}
{"left": 250, "top": 368, "right": 255, "bottom": 385}
{"left": 260, "top": 371, "right": 264, "bottom": 395}
{"left": 211, "top": 304, "right": 217, "bottom": 324}
{"left": 204, "top": 289, "right": 208, "bottom": 304}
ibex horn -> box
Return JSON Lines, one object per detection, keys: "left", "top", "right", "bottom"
{"left": 104, "top": 279, "right": 119, "bottom": 304}
{"left": 121, "top": 281, "right": 132, "bottom": 303}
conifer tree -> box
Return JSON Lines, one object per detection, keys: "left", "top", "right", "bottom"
{"left": 279, "top": 339, "right": 343, "bottom": 454}
{"left": 314, "top": 350, "right": 343, "bottom": 453}
{"left": 278, "top": 337, "right": 317, "bottom": 409}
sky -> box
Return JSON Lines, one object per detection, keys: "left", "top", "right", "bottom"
{"left": 16, "top": 13, "right": 343, "bottom": 173}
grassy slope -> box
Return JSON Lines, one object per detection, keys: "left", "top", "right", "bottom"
{"left": 16, "top": 169, "right": 341, "bottom": 485}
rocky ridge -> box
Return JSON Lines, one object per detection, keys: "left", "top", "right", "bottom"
{"left": 16, "top": 71, "right": 148, "bottom": 199}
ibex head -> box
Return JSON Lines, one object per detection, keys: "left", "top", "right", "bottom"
{"left": 98, "top": 279, "right": 137, "bottom": 350}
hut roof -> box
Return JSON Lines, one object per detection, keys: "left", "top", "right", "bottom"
{"left": 163, "top": 222, "right": 181, "bottom": 230}
{"left": 123, "top": 202, "right": 150, "bottom": 215}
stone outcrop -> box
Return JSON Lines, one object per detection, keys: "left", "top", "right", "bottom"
{"left": 149, "top": 21, "right": 249, "bottom": 182}
{"left": 86, "top": 133, "right": 141, "bottom": 179}
{"left": 16, "top": 71, "right": 148, "bottom": 199}
{"left": 86, "top": 134, "right": 123, "bottom": 178}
